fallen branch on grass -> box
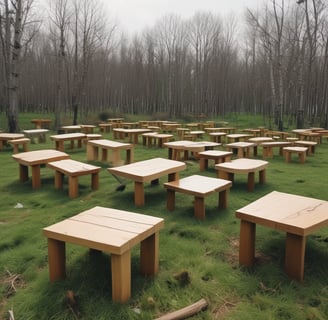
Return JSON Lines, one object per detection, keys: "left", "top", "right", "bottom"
{"left": 155, "top": 298, "right": 208, "bottom": 320}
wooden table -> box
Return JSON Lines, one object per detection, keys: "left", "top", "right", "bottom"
{"left": 142, "top": 133, "right": 173, "bottom": 148}
{"left": 61, "top": 125, "right": 82, "bottom": 133}
{"left": 43, "top": 206, "right": 164, "bottom": 302}
{"left": 235, "top": 191, "right": 328, "bottom": 281}
{"left": 31, "top": 118, "right": 52, "bottom": 129}
{"left": 164, "top": 140, "right": 219, "bottom": 161}
{"left": 261, "top": 141, "right": 291, "bottom": 158}
{"left": 283, "top": 146, "right": 308, "bottom": 163}
{"left": 12, "top": 149, "right": 69, "bottom": 188}
{"left": 22, "top": 129, "right": 49, "bottom": 143}
{"left": 0, "top": 133, "right": 25, "bottom": 151}
{"left": 226, "top": 133, "right": 252, "bottom": 143}
{"left": 80, "top": 125, "right": 96, "bottom": 134}
{"left": 47, "top": 159, "right": 101, "bottom": 198}
{"left": 108, "top": 157, "right": 186, "bottom": 206}
{"left": 164, "top": 175, "right": 232, "bottom": 220}
{"left": 248, "top": 137, "right": 273, "bottom": 156}
{"left": 87, "top": 139, "right": 134, "bottom": 166}
{"left": 198, "top": 150, "right": 233, "bottom": 171}
{"left": 50, "top": 133, "right": 86, "bottom": 151}
{"left": 225, "top": 142, "right": 255, "bottom": 158}
{"left": 215, "top": 158, "right": 268, "bottom": 192}
{"left": 209, "top": 132, "right": 227, "bottom": 143}
{"left": 113, "top": 128, "right": 152, "bottom": 144}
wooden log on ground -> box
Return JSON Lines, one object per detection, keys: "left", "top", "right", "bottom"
{"left": 155, "top": 298, "right": 208, "bottom": 320}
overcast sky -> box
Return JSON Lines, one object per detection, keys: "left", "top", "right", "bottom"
{"left": 106, "top": 0, "right": 265, "bottom": 34}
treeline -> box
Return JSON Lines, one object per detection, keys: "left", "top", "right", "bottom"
{"left": 1, "top": 0, "right": 328, "bottom": 129}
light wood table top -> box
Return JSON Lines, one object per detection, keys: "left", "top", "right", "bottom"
{"left": 235, "top": 191, "right": 328, "bottom": 280}
{"left": 12, "top": 149, "right": 70, "bottom": 188}
{"left": 43, "top": 206, "right": 164, "bottom": 302}
{"left": 108, "top": 157, "right": 186, "bottom": 206}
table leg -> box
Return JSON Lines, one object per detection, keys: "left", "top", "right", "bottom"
{"left": 259, "top": 169, "right": 266, "bottom": 184}
{"left": 194, "top": 196, "right": 205, "bottom": 220}
{"left": 140, "top": 232, "right": 159, "bottom": 275}
{"left": 111, "top": 150, "right": 120, "bottom": 165}
{"left": 126, "top": 149, "right": 133, "bottom": 164}
{"left": 239, "top": 220, "right": 256, "bottom": 266}
{"left": 218, "top": 189, "right": 228, "bottom": 208}
{"left": 285, "top": 232, "right": 306, "bottom": 281}
{"left": 54, "top": 171, "right": 64, "bottom": 189}
{"left": 168, "top": 148, "right": 173, "bottom": 160}
{"left": 87, "top": 144, "right": 96, "bottom": 161}
{"left": 47, "top": 238, "right": 66, "bottom": 281}
{"left": 68, "top": 176, "right": 79, "bottom": 198}
{"left": 134, "top": 181, "right": 145, "bottom": 206}
{"left": 218, "top": 171, "right": 234, "bottom": 183}
{"left": 199, "top": 158, "right": 207, "bottom": 171}
{"left": 168, "top": 172, "right": 179, "bottom": 182}
{"left": 19, "top": 164, "right": 29, "bottom": 182}
{"left": 111, "top": 251, "right": 131, "bottom": 303}
{"left": 31, "top": 165, "right": 41, "bottom": 188}
{"left": 77, "top": 139, "right": 82, "bottom": 148}
{"left": 91, "top": 172, "right": 99, "bottom": 190}
{"left": 166, "top": 189, "right": 175, "bottom": 210}
{"left": 247, "top": 172, "right": 255, "bottom": 192}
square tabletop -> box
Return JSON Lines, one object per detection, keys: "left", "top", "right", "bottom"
{"left": 43, "top": 206, "right": 164, "bottom": 255}
{"left": 108, "top": 157, "right": 186, "bottom": 183}
{"left": 236, "top": 191, "right": 328, "bottom": 236}
{"left": 12, "top": 149, "right": 69, "bottom": 166}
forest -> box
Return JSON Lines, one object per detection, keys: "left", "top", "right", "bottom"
{"left": 0, "top": 0, "right": 328, "bottom": 131}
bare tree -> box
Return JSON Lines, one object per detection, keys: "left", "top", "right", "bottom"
{"left": 0, "top": 0, "right": 37, "bottom": 132}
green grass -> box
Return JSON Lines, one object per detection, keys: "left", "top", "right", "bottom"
{"left": 1, "top": 113, "right": 328, "bottom": 319}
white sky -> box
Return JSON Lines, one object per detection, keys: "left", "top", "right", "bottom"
{"left": 106, "top": 0, "right": 265, "bottom": 34}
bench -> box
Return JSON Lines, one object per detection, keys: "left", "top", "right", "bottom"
{"left": 283, "top": 147, "right": 308, "bottom": 163}
{"left": 7, "top": 138, "right": 30, "bottom": 153}
{"left": 47, "top": 159, "right": 101, "bottom": 198}
{"left": 164, "top": 175, "right": 232, "bottom": 220}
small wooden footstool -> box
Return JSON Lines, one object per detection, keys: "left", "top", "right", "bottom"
{"left": 283, "top": 146, "right": 308, "bottom": 163}
{"left": 294, "top": 140, "right": 317, "bottom": 155}
{"left": 8, "top": 138, "right": 30, "bottom": 153}
{"left": 47, "top": 159, "right": 101, "bottom": 198}
{"left": 164, "top": 174, "right": 232, "bottom": 220}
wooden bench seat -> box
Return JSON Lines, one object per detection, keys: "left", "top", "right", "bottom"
{"left": 47, "top": 159, "right": 101, "bottom": 198}
{"left": 164, "top": 175, "right": 232, "bottom": 220}
{"left": 8, "top": 138, "right": 30, "bottom": 153}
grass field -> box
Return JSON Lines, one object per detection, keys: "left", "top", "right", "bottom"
{"left": 1, "top": 113, "right": 328, "bottom": 319}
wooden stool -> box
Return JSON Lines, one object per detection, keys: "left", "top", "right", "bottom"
{"left": 8, "top": 138, "right": 30, "bottom": 153}
{"left": 47, "top": 159, "right": 101, "bottom": 198}
{"left": 164, "top": 175, "right": 232, "bottom": 220}
{"left": 198, "top": 150, "right": 233, "bottom": 171}
{"left": 283, "top": 147, "right": 308, "bottom": 163}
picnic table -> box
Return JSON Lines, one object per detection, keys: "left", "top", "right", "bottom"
{"left": 87, "top": 139, "right": 134, "bottom": 166}
{"left": 12, "top": 149, "right": 69, "bottom": 188}
{"left": 43, "top": 206, "right": 164, "bottom": 302}
{"left": 235, "top": 191, "right": 328, "bottom": 281}
{"left": 108, "top": 157, "right": 186, "bottom": 206}
{"left": 50, "top": 133, "right": 86, "bottom": 151}
{"left": 0, "top": 133, "right": 25, "bottom": 151}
